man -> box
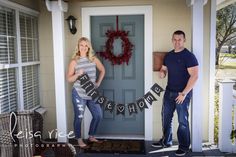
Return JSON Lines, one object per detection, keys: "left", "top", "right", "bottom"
{"left": 152, "top": 30, "right": 199, "bottom": 156}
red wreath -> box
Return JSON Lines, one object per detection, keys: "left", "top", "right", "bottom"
{"left": 97, "top": 30, "right": 133, "bottom": 65}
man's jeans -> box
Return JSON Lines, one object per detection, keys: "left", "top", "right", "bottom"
{"left": 161, "top": 89, "right": 191, "bottom": 151}
{"left": 72, "top": 88, "right": 102, "bottom": 139}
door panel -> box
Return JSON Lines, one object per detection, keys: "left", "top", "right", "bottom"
{"left": 91, "top": 15, "right": 144, "bottom": 135}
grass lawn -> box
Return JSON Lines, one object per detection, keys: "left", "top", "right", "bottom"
{"left": 220, "top": 53, "right": 236, "bottom": 58}
{"left": 218, "top": 62, "right": 236, "bottom": 69}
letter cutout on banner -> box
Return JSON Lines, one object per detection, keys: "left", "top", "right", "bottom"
{"left": 78, "top": 73, "right": 90, "bottom": 85}
{"left": 127, "top": 103, "right": 137, "bottom": 115}
{"left": 81, "top": 81, "right": 95, "bottom": 94}
{"left": 151, "top": 83, "right": 164, "bottom": 96}
{"left": 136, "top": 98, "right": 148, "bottom": 111}
{"left": 116, "top": 104, "right": 125, "bottom": 115}
{"left": 87, "top": 89, "right": 100, "bottom": 100}
{"left": 96, "top": 96, "right": 107, "bottom": 106}
{"left": 105, "top": 101, "right": 115, "bottom": 113}
{"left": 144, "top": 92, "right": 157, "bottom": 105}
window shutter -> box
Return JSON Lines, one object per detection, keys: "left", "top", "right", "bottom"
{"left": 20, "top": 13, "right": 39, "bottom": 63}
{"left": 0, "top": 6, "right": 17, "bottom": 113}
{"left": 0, "top": 68, "right": 17, "bottom": 113}
{"left": 20, "top": 12, "right": 40, "bottom": 110}
{"left": 22, "top": 65, "right": 39, "bottom": 110}
{"left": 0, "top": 6, "right": 16, "bottom": 64}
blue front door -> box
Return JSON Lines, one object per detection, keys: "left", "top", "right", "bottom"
{"left": 91, "top": 15, "right": 144, "bottom": 136}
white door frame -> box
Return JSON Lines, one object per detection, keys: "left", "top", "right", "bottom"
{"left": 82, "top": 5, "right": 153, "bottom": 140}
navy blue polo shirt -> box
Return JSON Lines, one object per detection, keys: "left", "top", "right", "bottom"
{"left": 163, "top": 48, "right": 198, "bottom": 92}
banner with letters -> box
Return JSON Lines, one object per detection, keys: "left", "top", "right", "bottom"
{"left": 78, "top": 73, "right": 164, "bottom": 115}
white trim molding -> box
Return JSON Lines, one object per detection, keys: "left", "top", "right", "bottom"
{"left": 82, "top": 5, "right": 153, "bottom": 140}
{"left": 186, "top": 0, "right": 208, "bottom": 7}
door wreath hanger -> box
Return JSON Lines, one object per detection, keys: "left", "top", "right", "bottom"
{"left": 97, "top": 16, "right": 134, "bottom": 65}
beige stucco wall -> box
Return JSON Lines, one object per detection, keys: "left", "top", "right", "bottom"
{"left": 38, "top": 0, "right": 55, "bottom": 138}
{"left": 36, "top": 0, "right": 211, "bottom": 141}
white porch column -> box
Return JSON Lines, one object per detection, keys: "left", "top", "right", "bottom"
{"left": 218, "top": 80, "right": 235, "bottom": 153}
{"left": 45, "top": 0, "right": 68, "bottom": 142}
{"left": 208, "top": 0, "right": 217, "bottom": 143}
{"left": 189, "top": 0, "right": 205, "bottom": 152}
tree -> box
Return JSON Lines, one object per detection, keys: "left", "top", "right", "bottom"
{"left": 216, "top": 3, "right": 236, "bottom": 65}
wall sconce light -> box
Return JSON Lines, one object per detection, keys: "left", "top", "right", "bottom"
{"left": 66, "top": 15, "right": 77, "bottom": 34}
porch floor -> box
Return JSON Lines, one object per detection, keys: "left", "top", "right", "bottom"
{"left": 75, "top": 141, "right": 236, "bottom": 157}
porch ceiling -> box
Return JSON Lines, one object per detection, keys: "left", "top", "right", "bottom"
{"left": 217, "top": 0, "right": 236, "bottom": 10}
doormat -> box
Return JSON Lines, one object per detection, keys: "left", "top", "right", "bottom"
{"left": 83, "top": 139, "right": 146, "bottom": 154}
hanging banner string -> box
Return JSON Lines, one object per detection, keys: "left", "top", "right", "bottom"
{"left": 116, "top": 15, "right": 119, "bottom": 31}
{"left": 77, "top": 73, "right": 164, "bottom": 116}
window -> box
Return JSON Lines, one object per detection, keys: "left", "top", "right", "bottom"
{"left": 0, "top": 4, "right": 39, "bottom": 113}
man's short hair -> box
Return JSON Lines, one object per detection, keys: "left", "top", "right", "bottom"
{"left": 173, "top": 30, "right": 185, "bottom": 39}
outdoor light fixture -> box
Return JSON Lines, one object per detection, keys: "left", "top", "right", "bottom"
{"left": 66, "top": 15, "right": 77, "bottom": 34}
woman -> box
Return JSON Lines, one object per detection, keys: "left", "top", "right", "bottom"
{"left": 67, "top": 37, "right": 105, "bottom": 148}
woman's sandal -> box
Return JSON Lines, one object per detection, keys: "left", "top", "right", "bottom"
{"left": 88, "top": 137, "right": 103, "bottom": 144}
{"left": 78, "top": 144, "right": 90, "bottom": 149}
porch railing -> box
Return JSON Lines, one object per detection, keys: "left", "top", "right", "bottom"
{"left": 218, "top": 79, "right": 236, "bottom": 153}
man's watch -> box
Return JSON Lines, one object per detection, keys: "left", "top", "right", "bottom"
{"left": 180, "top": 92, "right": 186, "bottom": 97}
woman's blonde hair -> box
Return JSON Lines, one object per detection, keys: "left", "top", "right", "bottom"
{"left": 72, "top": 37, "right": 95, "bottom": 61}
